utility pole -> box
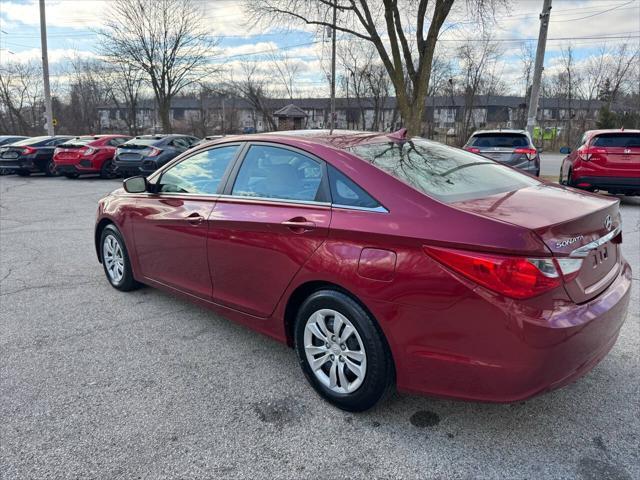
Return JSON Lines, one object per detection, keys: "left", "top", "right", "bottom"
{"left": 526, "top": 0, "right": 552, "bottom": 141}
{"left": 329, "top": 0, "right": 337, "bottom": 134}
{"left": 39, "top": 0, "right": 54, "bottom": 136}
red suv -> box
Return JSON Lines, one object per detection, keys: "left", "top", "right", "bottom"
{"left": 560, "top": 129, "right": 640, "bottom": 195}
{"left": 54, "top": 135, "right": 130, "bottom": 179}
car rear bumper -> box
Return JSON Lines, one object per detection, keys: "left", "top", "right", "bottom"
{"left": 0, "top": 157, "right": 35, "bottom": 171}
{"left": 573, "top": 175, "right": 640, "bottom": 193}
{"left": 55, "top": 157, "right": 100, "bottom": 173}
{"left": 115, "top": 159, "right": 160, "bottom": 176}
{"left": 370, "top": 260, "right": 632, "bottom": 402}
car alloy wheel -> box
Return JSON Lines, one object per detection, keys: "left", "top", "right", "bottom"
{"left": 103, "top": 234, "right": 125, "bottom": 284}
{"left": 44, "top": 159, "right": 57, "bottom": 177}
{"left": 303, "top": 308, "right": 367, "bottom": 394}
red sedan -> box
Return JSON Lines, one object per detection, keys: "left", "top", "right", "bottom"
{"left": 54, "top": 135, "right": 130, "bottom": 178}
{"left": 94, "top": 130, "right": 631, "bottom": 411}
{"left": 560, "top": 129, "right": 640, "bottom": 195}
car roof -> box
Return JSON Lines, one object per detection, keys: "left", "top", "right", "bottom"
{"left": 469, "top": 129, "right": 528, "bottom": 135}
{"left": 255, "top": 129, "right": 409, "bottom": 149}
{"left": 585, "top": 129, "right": 640, "bottom": 137}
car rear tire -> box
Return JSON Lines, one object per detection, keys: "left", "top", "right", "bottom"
{"left": 100, "top": 160, "right": 118, "bottom": 179}
{"left": 294, "top": 290, "right": 394, "bottom": 412}
{"left": 43, "top": 159, "right": 58, "bottom": 177}
{"left": 100, "top": 224, "right": 140, "bottom": 292}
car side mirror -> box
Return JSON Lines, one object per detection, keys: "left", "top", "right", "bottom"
{"left": 123, "top": 176, "right": 148, "bottom": 193}
{"left": 559, "top": 146, "right": 571, "bottom": 154}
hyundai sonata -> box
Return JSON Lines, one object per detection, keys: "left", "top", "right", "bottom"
{"left": 95, "top": 130, "right": 631, "bottom": 411}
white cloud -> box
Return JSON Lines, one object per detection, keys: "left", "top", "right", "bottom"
{"left": 0, "top": 47, "right": 96, "bottom": 65}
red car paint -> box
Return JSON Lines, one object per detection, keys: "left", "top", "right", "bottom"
{"left": 54, "top": 134, "right": 130, "bottom": 176}
{"left": 560, "top": 129, "right": 640, "bottom": 195}
{"left": 95, "top": 131, "right": 631, "bottom": 402}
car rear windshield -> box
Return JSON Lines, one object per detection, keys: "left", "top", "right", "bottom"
{"left": 10, "top": 136, "right": 51, "bottom": 146}
{"left": 592, "top": 133, "right": 640, "bottom": 148}
{"left": 470, "top": 133, "right": 529, "bottom": 148}
{"left": 349, "top": 139, "right": 539, "bottom": 203}
{"left": 62, "top": 136, "right": 98, "bottom": 147}
{"left": 121, "top": 138, "right": 161, "bottom": 148}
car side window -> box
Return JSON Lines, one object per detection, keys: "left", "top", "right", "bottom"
{"left": 108, "top": 138, "right": 126, "bottom": 146}
{"left": 328, "top": 165, "right": 381, "bottom": 209}
{"left": 158, "top": 145, "right": 239, "bottom": 195}
{"left": 231, "top": 145, "right": 323, "bottom": 202}
{"left": 170, "top": 138, "right": 189, "bottom": 149}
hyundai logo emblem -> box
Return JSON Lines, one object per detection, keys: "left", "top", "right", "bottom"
{"left": 604, "top": 215, "right": 613, "bottom": 231}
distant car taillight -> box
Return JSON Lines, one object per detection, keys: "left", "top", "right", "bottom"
{"left": 424, "top": 246, "right": 563, "bottom": 299}
{"left": 464, "top": 147, "right": 481, "bottom": 154}
{"left": 577, "top": 146, "right": 607, "bottom": 161}
{"left": 514, "top": 147, "right": 537, "bottom": 161}
{"left": 148, "top": 147, "right": 161, "bottom": 157}
{"left": 21, "top": 146, "right": 36, "bottom": 155}
{"left": 82, "top": 147, "right": 96, "bottom": 155}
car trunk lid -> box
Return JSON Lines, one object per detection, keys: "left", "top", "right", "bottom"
{"left": 587, "top": 132, "right": 640, "bottom": 172}
{"left": 451, "top": 183, "right": 622, "bottom": 303}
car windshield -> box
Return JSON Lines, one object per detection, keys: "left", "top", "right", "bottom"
{"left": 592, "top": 133, "right": 640, "bottom": 148}
{"left": 349, "top": 138, "right": 539, "bottom": 203}
{"left": 10, "top": 136, "right": 50, "bottom": 146}
{"left": 470, "top": 133, "right": 529, "bottom": 148}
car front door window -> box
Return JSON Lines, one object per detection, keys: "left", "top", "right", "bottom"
{"left": 158, "top": 145, "right": 239, "bottom": 195}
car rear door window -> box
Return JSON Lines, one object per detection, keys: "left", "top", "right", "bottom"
{"left": 471, "top": 133, "right": 529, "bottom": 148}
{"left": 350, "top": 139, "right": 539, "bottom": 204}
{"left": 170, "top": 138, "right": 190, "bottom": 149}
{"left": 232, "top": 145, "right": 324, "bottom": 202}
{"left": 328, "top": 165, "right": 381, "bottom": 209}
{"left": 158, "top": 145, "right": 239, "bottom": 195}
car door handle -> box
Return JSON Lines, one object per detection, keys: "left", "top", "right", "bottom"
{"left": 186, "top": 213, "right": 204, "bottom": 225}
{"left": 282, "top": 218, "right": 316, "bottom": 232}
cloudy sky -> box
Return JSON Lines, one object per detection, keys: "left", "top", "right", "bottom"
{"left": 0, "top": 0, "right": 638, "bottom": 97}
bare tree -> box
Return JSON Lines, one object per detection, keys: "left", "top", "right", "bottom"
{"left": 248, "top": 0, "right": 499, "bottom": 136}
{"left": 0, "top": 61, "right": 43, "bottom": 135}
{"left": 97, "top": 0, "right": 219, "bottom": 132}
{"left": 455, "top": 33, "right": 501, "bottom": 141}
{"left": 602, "top": 43, "right": 639, "bottom": 107}
{"left": 229, "top": 62, "right": 277, "bottom": 132}
{"left": 518, "top": 42, "right": 535, "bottom": 98}
{"left": 270, "top": 52, "right": 303, "bottom": 99}
{"left": 106, "top": 63, "right": 144, "bottom": 136}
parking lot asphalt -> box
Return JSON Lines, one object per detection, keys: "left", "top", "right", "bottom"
{"left": 1, "top": 174, "right": 638, "bottom": 480}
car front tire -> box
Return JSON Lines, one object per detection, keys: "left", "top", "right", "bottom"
{"left": 44, "top": 159, "right": 58, "bottom": 177}
{"left": 100, "top": 224, "right": 140, "bottom": 291}
{"left": 294, "top": 290, "right": 394, "bottom": 412}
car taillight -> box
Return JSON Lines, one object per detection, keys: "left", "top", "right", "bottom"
{"left": 465, "top": 147, "right": 481, "bottom": 154}
{"left": 424, "top": 246, "right": 562, "bottom": 299}
{"left": 577, "top": 147, "right": 607, "bottom": 161}
{"left": 21, "top": 146, "right": 36, "bottom": 155}
{"left": 82, "top": 147, "right": 96, "bottom": 155}
{"left": 148, "top": 147, "right": 161, "bottom": 157}
{"left": 514, "top": 147, "right": 537, "bottom": 161}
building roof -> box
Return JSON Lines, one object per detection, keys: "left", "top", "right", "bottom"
{"left": 273, "top": 104, "right": 308, "bottom": 118}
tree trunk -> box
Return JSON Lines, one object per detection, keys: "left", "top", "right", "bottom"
{"left": 158, "top": 97, "right": 172, "bottom": 133}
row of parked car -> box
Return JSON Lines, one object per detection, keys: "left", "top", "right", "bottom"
{"left": 1, "top": 128, "right": 638, "bottom": 195}
{"left": 0, "top": 134, "right": 222, "bottom": 178}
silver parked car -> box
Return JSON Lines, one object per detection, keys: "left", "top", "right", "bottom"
{"left": 463, "top": 129, "right": 540, "bottom": 176}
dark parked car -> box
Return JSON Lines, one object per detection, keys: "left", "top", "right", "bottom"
{"left": 560, "top": 129, "right": 640, "bottom": 195}
{"left": 114, "top": 134, "right": 199, "bottom": 177}
{"left": 54, "top": 134, "right": 131, "bottom": 179}
{"left": 194, "top": 135, "right": 225, "bottom": 146}
{"left": 0, "top": 135, "right": 73, "bottom": 176}
{"left": 464, "top": 129, "right": 540, "bottom": 176}
{"left": 0, "top": 135, "right": 28, "bottom": 146}
{"left": 95, "top": 129, "right": 630, "bottom": 411}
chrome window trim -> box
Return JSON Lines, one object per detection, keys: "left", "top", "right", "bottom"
{"left": 570, "top": 225, "right": 622, "bottom": 258}
{"left": 217, "top": 193, "right": 331, "bottom": 207}
{"left": 332, "top": 204, "right": 389, "bottom": 213}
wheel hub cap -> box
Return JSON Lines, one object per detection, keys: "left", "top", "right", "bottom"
{"left": 103, "top": 234, "right": 124, "bottom": 283}
{"left": 303, "top": 308, "right": 367, "bottom": 394}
